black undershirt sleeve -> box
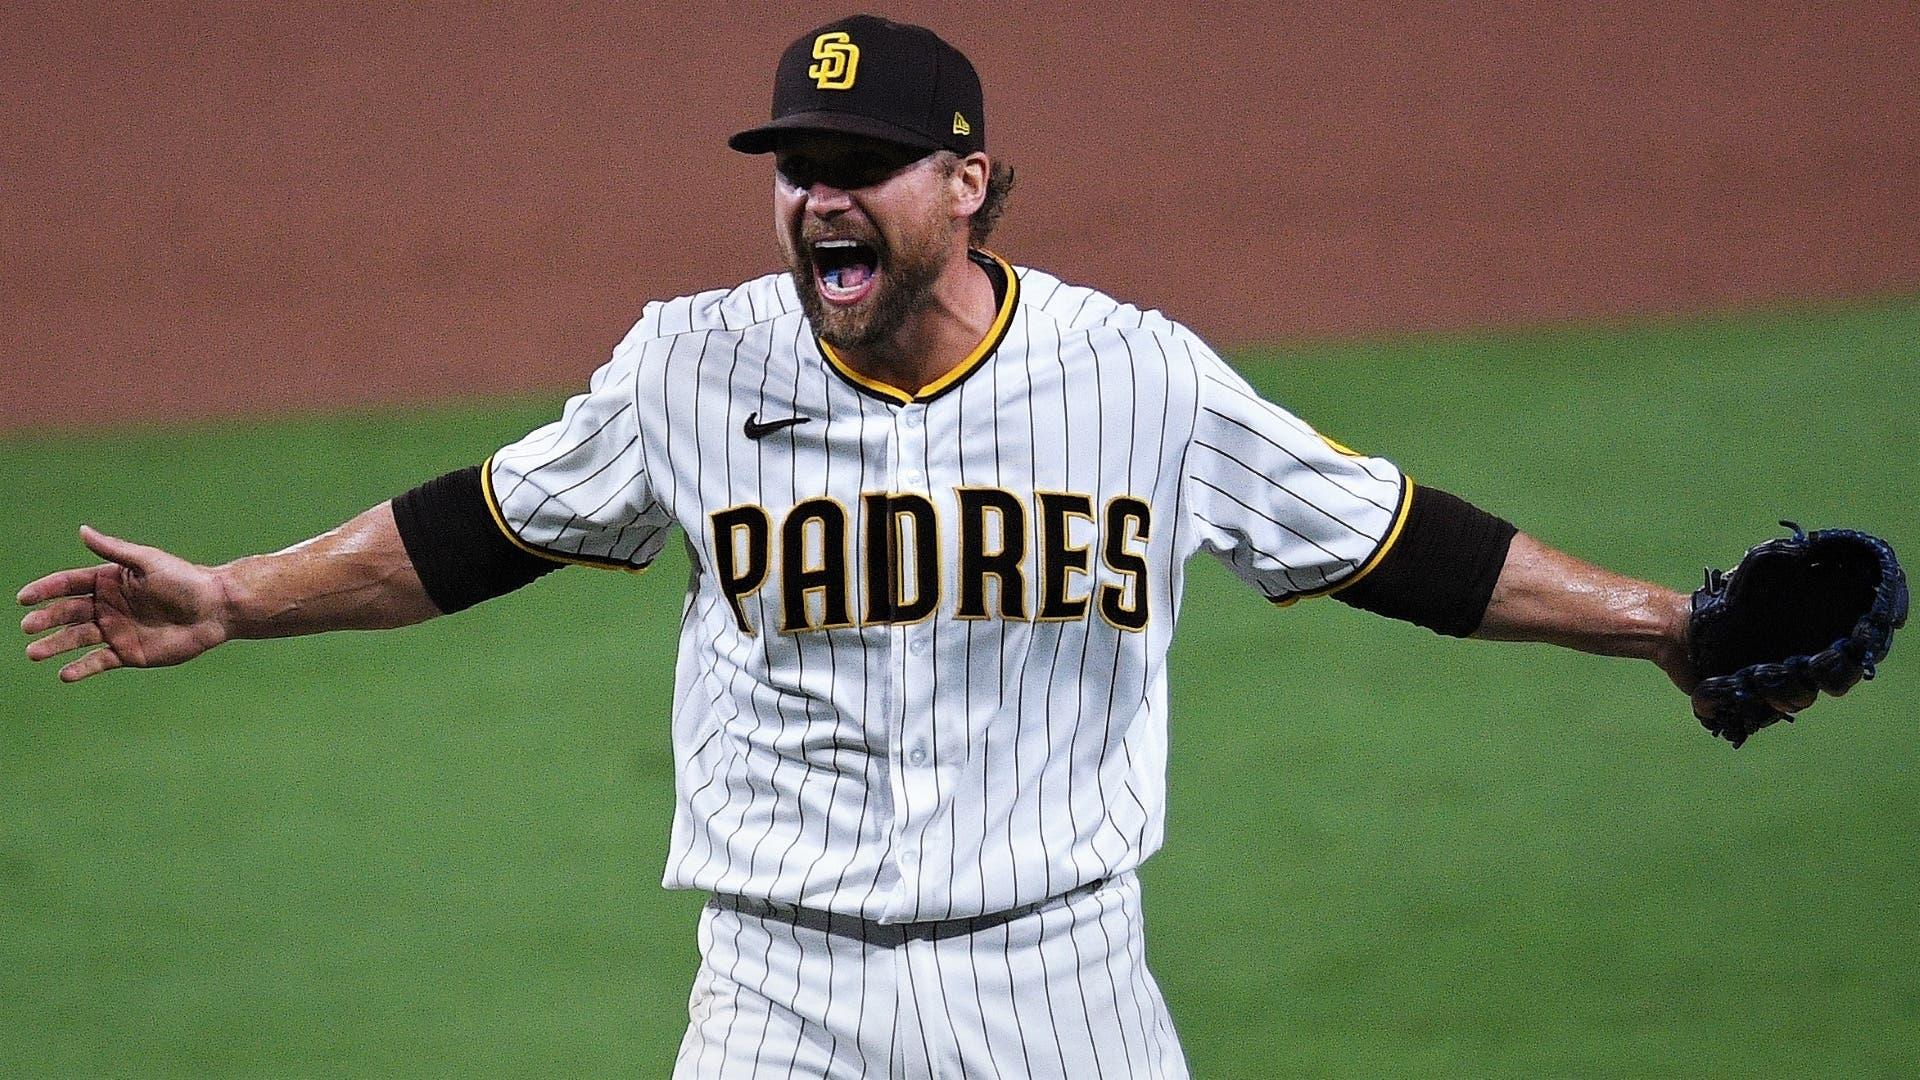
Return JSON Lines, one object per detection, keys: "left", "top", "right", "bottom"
{"left": 1333, "top": 484, "right": 1517, "bottom": 637}
{"left": 390, "top": 465, "right": 563, "bottom": 614}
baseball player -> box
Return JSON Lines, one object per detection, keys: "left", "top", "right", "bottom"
{"left": 18, "top": 14, "right": 1827, "bottom": 1078}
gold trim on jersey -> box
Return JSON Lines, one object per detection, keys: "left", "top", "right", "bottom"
{"left": 1270, "top": 474, "right": 1415, "bottom": 606}
{"left": 479, "top": 453, "right": 652, "bottom": 574}
{"left": 1319, "top": 432, "right": 1365, "bottom": 458}
{"left": 817, "top": 249, "right": 1020, "bottom": 406}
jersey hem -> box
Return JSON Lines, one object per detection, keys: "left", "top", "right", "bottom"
{"left": 479, "top": 453, "right": 655, "bottom": 575}
{"left": 1269, "top": 473, "right": 1415, "bottom": 606}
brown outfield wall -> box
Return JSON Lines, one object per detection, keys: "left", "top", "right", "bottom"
{"left": 5, "top": 2, "right": 1917, "bottom": 431}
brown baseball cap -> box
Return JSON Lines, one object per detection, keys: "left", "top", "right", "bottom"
{"left": 728, "top": 14, "right": 985, "bottom": 156}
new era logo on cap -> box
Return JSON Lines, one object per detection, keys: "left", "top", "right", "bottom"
{"left": 730, "top": 15, "right": 986, "bottom": 157}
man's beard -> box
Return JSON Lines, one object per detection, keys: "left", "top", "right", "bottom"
{"left": 790, "top": 220, "right": 951, "bottom": 353}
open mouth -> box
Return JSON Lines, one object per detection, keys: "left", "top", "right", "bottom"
{"left": 811, "top": 238, "right": 881, "bottom": 306}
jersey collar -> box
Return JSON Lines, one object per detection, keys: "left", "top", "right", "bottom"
{"left": 817, "top": 249, "right": 1020, "bottom": 406}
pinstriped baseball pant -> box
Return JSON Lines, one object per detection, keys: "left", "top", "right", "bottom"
{"left": 672, "top": 871, "right": 1190, "bottom": 1079}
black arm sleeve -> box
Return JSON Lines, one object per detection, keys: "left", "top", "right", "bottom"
{"left": 391, "top": 466, "right": 563, "bottom": 614}
{"left": 1333, "top": 484, "right": 1516, "bottom": 637}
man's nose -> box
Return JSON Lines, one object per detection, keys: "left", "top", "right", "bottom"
{"left": 804, "top": 182, "right": 854, "bottom": 215}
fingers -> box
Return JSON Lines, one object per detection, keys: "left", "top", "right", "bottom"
{"left": 1692, "top": 689, "right": 1810, "bottom": 723}
{"left": 1822, "top": 668, "right": 1865, "bottom": 698}
{"left": 22, "top": 596, "right": 95, "bottom": 635}
{"left": 17, "top": 565, "right": 111, "bottom": 606}
{"left": 16, "top": 526, "right": 152, "bottom": 605}
{"left": 79, "top": 525, "right": 161, "bottom": 572}
{"left": 59, "top": 647, "right": 123, "bottom": 683}
{"left": 1690, "top": 690, "right": 1719, "bottom": 722}
{"left": 1693, "top": 684, "right": 1820, "bottom": 729}
{"left": 26, "top": 620, "right": 103, "bottom": 662}
{"left": 20, "top": 563, "right": 115, "bottom": 682}
{"left": 1770, "top": 688, "right": 1818, "bottom": 714}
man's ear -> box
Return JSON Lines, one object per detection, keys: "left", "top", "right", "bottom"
{"left": 951, "top": 152, "right": 990, "bottom": 219}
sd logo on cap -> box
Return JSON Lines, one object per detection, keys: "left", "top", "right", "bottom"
{"left": 808, "top": 31, "right": 860, "bottom": 90}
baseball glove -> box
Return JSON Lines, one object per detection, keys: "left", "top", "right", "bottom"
{"left": 1688, "top": 522, "right": 1908, "bottom": 747}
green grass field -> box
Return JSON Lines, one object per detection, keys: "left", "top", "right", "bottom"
{"left": 4, "top": 298, "right": 1916, "bottom": 1078}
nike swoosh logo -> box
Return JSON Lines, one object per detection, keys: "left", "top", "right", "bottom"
{"left": 744, "top": 412, "right": 811, "bottom": 440}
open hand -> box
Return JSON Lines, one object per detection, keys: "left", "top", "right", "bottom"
{"left": 18, "top": 526, "right": 230, "bottom": 682}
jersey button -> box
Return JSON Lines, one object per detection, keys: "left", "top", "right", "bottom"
{"left": 904, "top": 411, "right": 923, "bottom": 429}
{"left": 909, "top": 638, "right": 929, "bottom": 656}
{"left": 908, "top": 745, "right": 928, "bottom": 765}
{"left": 903, "top": 468, "right": 924, "bottom": 485}
{"left": 900, "top": 848, "right": 918, "bottom": 866}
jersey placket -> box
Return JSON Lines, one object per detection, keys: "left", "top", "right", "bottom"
{"left": 885, "top": 399, "right": 941, "bottom": 918}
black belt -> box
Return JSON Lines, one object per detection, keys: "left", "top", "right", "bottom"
{"left": 713, "top": 876, "right": 1111, "bottom": 944}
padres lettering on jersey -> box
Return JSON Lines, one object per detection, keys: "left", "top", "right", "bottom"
{"left": 707, "top": 486, "right": 1152, "bottom": 636}
{"left": 486, "top": 252, "right": 1409, "bottom": 923}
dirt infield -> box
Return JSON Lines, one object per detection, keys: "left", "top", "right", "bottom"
{"left": 7, "top": 3, "right": 1917, "bottom": 431}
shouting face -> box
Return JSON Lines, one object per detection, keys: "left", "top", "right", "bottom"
{"left": 773, "top": 135, "right": 973, "bottom": 351}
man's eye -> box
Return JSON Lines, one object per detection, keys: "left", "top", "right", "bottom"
{"left": 778, "top": 160, "right": 817, "bottom": 188}
{"left": 778, "top": 153, "right": 907, "bottom": 191}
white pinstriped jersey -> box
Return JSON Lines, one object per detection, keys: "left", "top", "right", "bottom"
{"left": 486, "top": 252, "right": 1409, "bottom": 923}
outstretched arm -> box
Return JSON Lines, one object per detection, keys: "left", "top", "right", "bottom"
{"left": 1330, "top": 486, "right": 1816, "bottom": 723}
{"left": 19, "top": 502, "right": 438, "bottom": 683}
{"left": 1472, "top": 531, "right": 1818, "bottom": 719}
{"left": 1473, "top": 532, "right": 1694, "bottom": 689}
